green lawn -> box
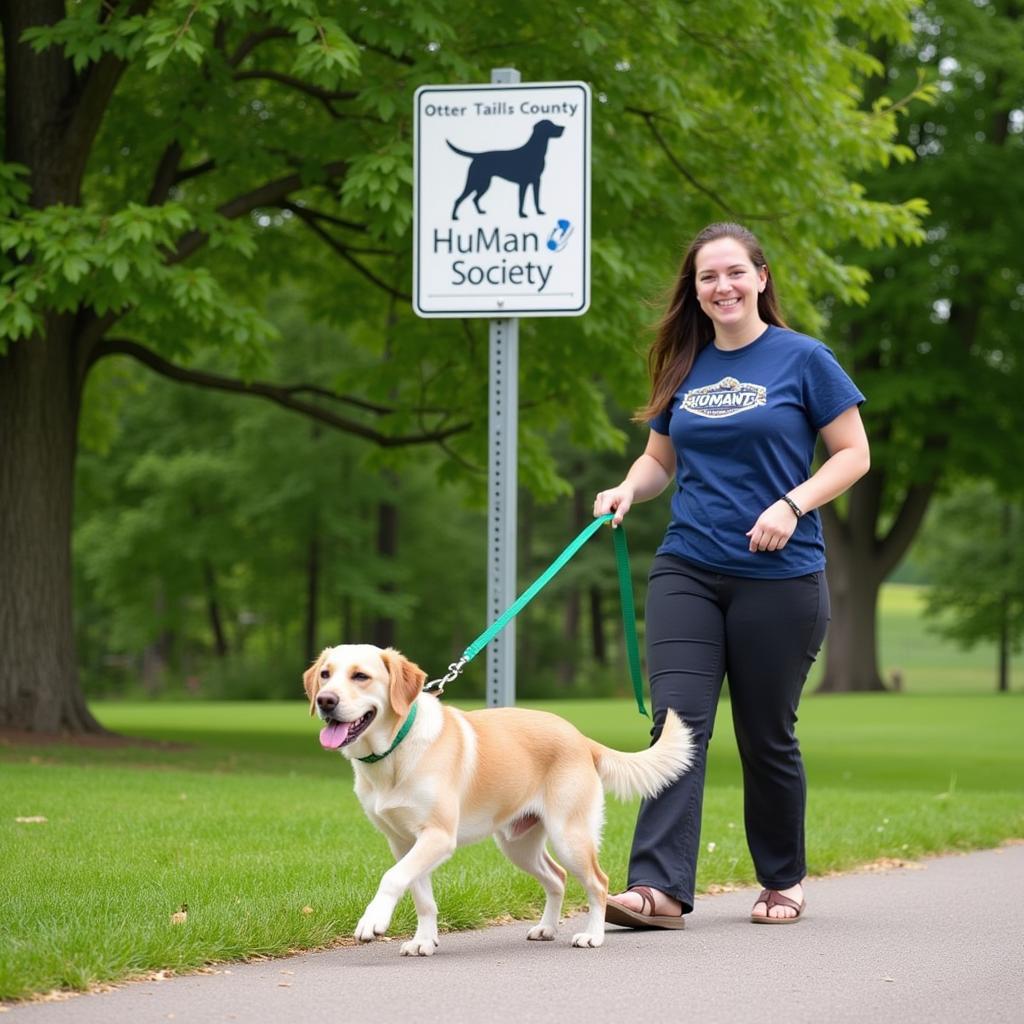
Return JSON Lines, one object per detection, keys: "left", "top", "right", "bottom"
{"left": 3, "top": 693, "right": 1022, "bottom": 1001}
{"left": 2, "top": 583, "right": 1022, "bottom": 1001}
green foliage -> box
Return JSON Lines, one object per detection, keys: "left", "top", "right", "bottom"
{"left": 3, "top": 0, "right": 937, "bottom": 494}
{"left": 827, "top": 0, "right": 1024, "bottom": 499}
{"left": 0, "top": 200, "right": 269, "bottom": 352}
{"left": 918, "top": 484, "right": 1024, "bottom": 656}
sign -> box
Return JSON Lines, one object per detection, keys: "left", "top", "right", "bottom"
{"left": 413, "top": 81, "right": 591, "bottom": 318}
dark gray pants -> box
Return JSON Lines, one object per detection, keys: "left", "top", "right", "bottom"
{"left": 627, "top": 554, "right": 830, "bottom": 913}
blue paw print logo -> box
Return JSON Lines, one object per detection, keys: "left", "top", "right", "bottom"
{"left": 546, "top": 219, "right": 573, "bottom": 252}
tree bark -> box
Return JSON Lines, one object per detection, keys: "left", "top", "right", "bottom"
{"left": 202, "top": 559, "right": 229, "bottom": 658}
{"left": 819, "top": 549, "right": 887, "bottom": 693}
{"left": 0, "top": 318, "right": 104, "bottom": 732}
{"left": 818, "top": 469, "right": 889, "bottom": 694}
{"left": 0, "top": 3, "right": 107, "bottom": 733}
{"left": 817, "top": 445, "right": 939, "bottom": 693}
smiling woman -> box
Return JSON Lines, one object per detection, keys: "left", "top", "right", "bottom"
{"left": 595, "top": 221, "right": 870, "bottom": 928}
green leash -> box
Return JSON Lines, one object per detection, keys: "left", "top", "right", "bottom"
{"left": 424, "top": 514, "right": 649, "bottom": 717}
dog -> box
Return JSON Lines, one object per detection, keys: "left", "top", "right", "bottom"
{"left": 448, "top": 119, "right": 565, "bottom": 220}
{"left": 303, "top": 644, "right": 693, "bottom": 955}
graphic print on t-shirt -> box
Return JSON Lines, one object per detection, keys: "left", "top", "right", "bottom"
{"left": 680, "top": 376, "right": 767, "bottom": 419}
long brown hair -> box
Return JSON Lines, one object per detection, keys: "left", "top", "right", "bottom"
{"left": 634, "top": 222, "right": 787, "bottom": 423}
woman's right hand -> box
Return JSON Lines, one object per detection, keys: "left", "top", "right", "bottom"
{"left": 593, "top": 484, "right": 635, "bottom": 527}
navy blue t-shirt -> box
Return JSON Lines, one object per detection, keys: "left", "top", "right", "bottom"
{"left": 650, "top": 325, "right": 865, "bottom": 579}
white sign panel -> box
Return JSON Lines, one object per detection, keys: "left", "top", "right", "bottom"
{"left": 413, "top": 81, "right": 591, "bottom": 318}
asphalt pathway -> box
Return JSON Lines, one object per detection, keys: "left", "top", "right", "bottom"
{"left": 7, "top": 844, "right": 1023, "bottom": 1024}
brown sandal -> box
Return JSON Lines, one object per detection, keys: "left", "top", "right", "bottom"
{"left": 750, "top": 888, "right": 806, "bottom": 924}
{"left": 605, "top": 885, "right": 686, "bottom": 930}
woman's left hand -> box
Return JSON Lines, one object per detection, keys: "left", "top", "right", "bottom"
{"left": 746, "top": 500, "right": 800, "bottom": 553}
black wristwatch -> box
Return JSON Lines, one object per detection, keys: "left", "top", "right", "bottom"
{"left": 781, "top": 495, "right": 803, "bottom": 519}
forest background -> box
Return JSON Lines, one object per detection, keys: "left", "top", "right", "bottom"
{"left": 1, "top": 0, "right": 1022, "bottom": 734}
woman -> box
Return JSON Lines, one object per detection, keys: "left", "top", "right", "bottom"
{"left": 594, "top": 222, "right": 869, "bottom": 926}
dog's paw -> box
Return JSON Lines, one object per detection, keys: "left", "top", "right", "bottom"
{"left": 354, "top": 908, "right": 391, "bottom": 944}
{"left": 354, "top": 921, "right": 381, "bottom": 943}
{"left": 400, "top": 937, "right": 438, "bottom": 957}
{"left": 526, "top": 924, "right": 556, "bottom": 941}
{"left": 571, "top": 931, "right": 604, "bottom": 948}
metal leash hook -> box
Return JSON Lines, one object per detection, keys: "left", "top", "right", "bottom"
{"left": 423, "top": 656, "right": 468, "bottom": 697}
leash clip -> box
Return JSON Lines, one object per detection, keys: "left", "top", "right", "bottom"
{"left": 423, "top": 656, "right": 468, "bottom": 696}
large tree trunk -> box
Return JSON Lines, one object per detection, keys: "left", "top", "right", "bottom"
{"left": 0, "top": 2, "right": 122, "bottom": 733}
{"left": 0, "top": 321, "right": 104, "bottom": 733}
{"left": 817, "top": 468, "right": 936, "bottom": 693}
{"left": 820, "top": 550, "right": 887, "bottom": 693}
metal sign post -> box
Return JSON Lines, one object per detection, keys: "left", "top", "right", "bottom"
{"left": 413, "top": 69, "right": 590, "bottom": 707}
{"left": 486, "top": 67, "right": 520, "bottom": 709}
{"left": 487, "top": 313, "right": 518, "bottom": 707}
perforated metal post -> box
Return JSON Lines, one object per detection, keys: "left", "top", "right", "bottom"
{"left": 483, "top": 66, "right": 522, "bottom": 709}
{"left": 485, "top": 66, "right": 522, "bottom": 709}
{"left": 487, "top": 314, "right": 519, "bottom": 708}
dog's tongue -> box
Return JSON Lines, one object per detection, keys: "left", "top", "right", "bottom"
{"left": 319, "top": 721, "right": 351, "bottom": 750}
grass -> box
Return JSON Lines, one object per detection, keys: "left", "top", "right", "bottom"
{"left": 3, "top": 696, "right": 1022, "bottom": 1001}
{"left": 2, "top": 582, "right": 1023, "bottom": 1001}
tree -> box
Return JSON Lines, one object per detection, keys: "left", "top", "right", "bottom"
{"left": 73, "top": 319, "right": 489, "bottom": 699}
{"left": 816, "top": 0, "right": 1024, "bottom": 691}
{"left": 1, "top": 0, "right": 930, "bottom": 732}
{"left": 916, "top": 484, "right": 1023, "bottom": 692}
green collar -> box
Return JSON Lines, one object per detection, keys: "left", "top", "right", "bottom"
{"left": 357, "top": 701, "right": 418, "bottom": 764}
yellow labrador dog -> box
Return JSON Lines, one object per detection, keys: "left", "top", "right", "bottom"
{"left": 303, "top": 644, "right": 693, "bottom": 955}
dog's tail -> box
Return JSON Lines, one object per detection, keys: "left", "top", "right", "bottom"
{"left": 446, "top": 139, "right": 477, "bottom": 158}
{"left": 591, "top": 710, "right": 695, "bottom": 801}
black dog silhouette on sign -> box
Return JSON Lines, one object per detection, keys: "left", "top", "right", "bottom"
{"left": 448, "top": 119, "right": 565, "bottom": 220}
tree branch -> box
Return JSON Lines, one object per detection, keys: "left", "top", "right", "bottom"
{"left": 875, "top": 481, "right": 938, "bottom": 579}
{"left": 283, "top": 385, "right": 392, "bottom": 415}
{"left": 233, "top": 69, "right": 357, "bottom": 118}
{"left": 65, "top": 2, "right": 156, "bottom": 182}
{"left": 147, "top": 139, "right": 184, "bottom": 205}
{"left": 169, "top": 160, "right": 348, "bottom": 264}
{"left": 626, "top": 107, "right": 787, "bottom": 223}
{"left": 175, "top": 158, "right": 216, "bottom": 184}
{"left": 285, "top": 204, "right": 368, "bottom": 234}
{"left": 90, "top": 339, "right": 472, "bottom": 447}
{"left": 285, "top": 203, "right": 411, "bottom": 301}
{"left": 228, "top": 26, "right": 291, "bottom": 67}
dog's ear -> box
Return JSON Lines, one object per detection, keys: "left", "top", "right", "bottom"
{"left": 302, "top": 649, "right": 330, "bottom": 717}
{"left": 381, "top": 648, "right": 427, "bottom": 719}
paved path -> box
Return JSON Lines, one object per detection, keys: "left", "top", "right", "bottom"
{"left": 7, "top": 844, "right": 1023, "bottom": 1024}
